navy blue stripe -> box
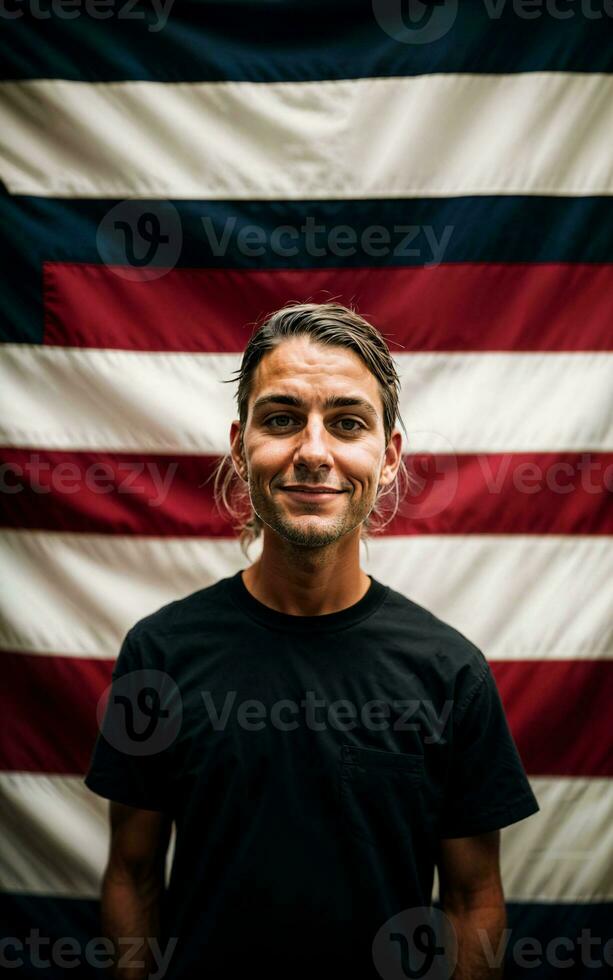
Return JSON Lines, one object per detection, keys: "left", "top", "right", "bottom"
{"left": 1, "top": 894, "right": 611, "bottom": 979}
{"left": 1, "top": 0, "right": 612, "bottom": 82}
{"left": 0, "top": 893, "right": 101, "bottom": 979}
{"left": 439, "top": 901, "right": 613, "bottom": 979}
{"left": 503, "top": 902, "right": 613, "bottom": 979}
{"left": 2, "top": 194, "right": 611, "bottom": 344}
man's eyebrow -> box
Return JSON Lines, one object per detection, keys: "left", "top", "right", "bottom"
{"left": 252, "top": 394, "right": 379, "bottom": 420}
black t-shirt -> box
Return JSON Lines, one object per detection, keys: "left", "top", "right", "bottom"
{"left": 84, "top": 570, "right": 539, "bottom": 979}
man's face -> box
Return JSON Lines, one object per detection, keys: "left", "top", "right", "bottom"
{"left": 230, "top": 337, "right": 401, "bottom": 548}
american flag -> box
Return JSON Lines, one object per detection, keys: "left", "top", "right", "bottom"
{"left": 0, "top": 2, "right": 611, "bottom": 976}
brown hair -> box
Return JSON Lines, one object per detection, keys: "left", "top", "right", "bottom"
{"left": 207, "top": 301, "right": 412, "bottom": 558}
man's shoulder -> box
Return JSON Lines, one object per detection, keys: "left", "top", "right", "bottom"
{"left": 380, "top": 581, "right": 488, "bottom": 682}
{"left": 128, "top": 574, "right": 235, "bottom": 643}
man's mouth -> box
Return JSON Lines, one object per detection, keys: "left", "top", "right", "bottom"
{"left": 281, "top": 487, "right": 345, "bottom": 499}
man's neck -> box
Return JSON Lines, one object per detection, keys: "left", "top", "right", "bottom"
{"left": 241, "top": 561, "right": 371, "bottom": 616}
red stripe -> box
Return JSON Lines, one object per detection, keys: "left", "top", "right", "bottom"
{"left": 0, "top": 450, "right": 229, "bottom": 536}
{"left": 2, "top": 653, "right": 609, "bottom": 776}
{"left": 43, "top": 262, "right": 613, "bottom": 352}
{"left": 0, "top": 652, "right": 113, "bottom": 775}
{"left": 1, "top": 449, "right": 610, "bottom": 536}
{"left": 491, "top": 660, "right": 613, "bottom": 778}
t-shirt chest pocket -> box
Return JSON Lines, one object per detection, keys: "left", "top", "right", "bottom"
{"left": 338, "top": 743, "right": 425, "bottom": 847}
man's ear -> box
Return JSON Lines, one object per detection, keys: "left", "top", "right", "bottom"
{"left": 378, "top": 430, "right": 403, "bottom": 489}
{"left": 229, "top": 420, "right": 247, "bottom": 481}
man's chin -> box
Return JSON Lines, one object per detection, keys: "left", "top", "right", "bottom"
{"left": 267, "top": 514, "right": 347, "bottom": 547}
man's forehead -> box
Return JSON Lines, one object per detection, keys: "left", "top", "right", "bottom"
{"left": 251, "top": 338, "right": 381, "bottom": 399}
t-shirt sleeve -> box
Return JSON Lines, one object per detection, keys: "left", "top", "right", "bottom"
{"left": 438, "top": 661, "right": 540, "bottom": 838}
{"left": 83, "top": 628, "right": 177, "bottom": 811}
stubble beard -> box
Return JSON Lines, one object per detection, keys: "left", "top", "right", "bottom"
{"left": 249, "top": 482, "right": 370, "bottom": 548}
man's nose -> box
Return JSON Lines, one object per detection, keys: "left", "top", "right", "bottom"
{"left": 293, "top": 418, "right": 333, "bottom": 462}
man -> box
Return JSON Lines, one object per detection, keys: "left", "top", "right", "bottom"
{"left": 85, "top": 302, "right": 540, "bottom": 979}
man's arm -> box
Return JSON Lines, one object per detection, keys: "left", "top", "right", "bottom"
{"left": 101, "top": 801, "right": 173, "bottom": 979}
{"left": 436, "top": 830, "right": 507, "bottom": 980}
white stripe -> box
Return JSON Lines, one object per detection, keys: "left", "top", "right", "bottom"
{"left": 0, "top": 532, "right": 610, "bottom": 661}
{"left": 0, "top": 74, "right": 611, "bottom": 198}
{"left": 501, "top": 778, "right": 613, "bottom": 904}
{"left": 0, "top": 773, "right": 175, "bottom": 899}
{"left": 1, "top": 773, "right": 609, "bottom": 902}
{"left": 365, "top": 534, "right": 613, "bottom": 662}
{"left": 0, "top": 532, "right": 236, "bottom": 659}
{"left": 1, "top": 346, "right": 611, "bottom": 453}
{"left": 435, "top": 777, "right": 613, "bottom": 904}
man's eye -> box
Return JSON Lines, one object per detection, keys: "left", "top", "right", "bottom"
{"left": 265, "top": 414, "right": 294, "bottom": 428}
{"left": 264, "top": 415, "right": 363, "bottom": 432}
{"left": 336, "top": 418, "right": 363, "bottom": 432}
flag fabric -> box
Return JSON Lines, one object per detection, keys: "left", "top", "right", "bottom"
{"left": 0, "top": 2, "right": 612, "bottom": 977}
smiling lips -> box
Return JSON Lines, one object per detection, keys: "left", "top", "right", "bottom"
{"left": 281, "top": 486, "right": 345, "bottom": 495}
